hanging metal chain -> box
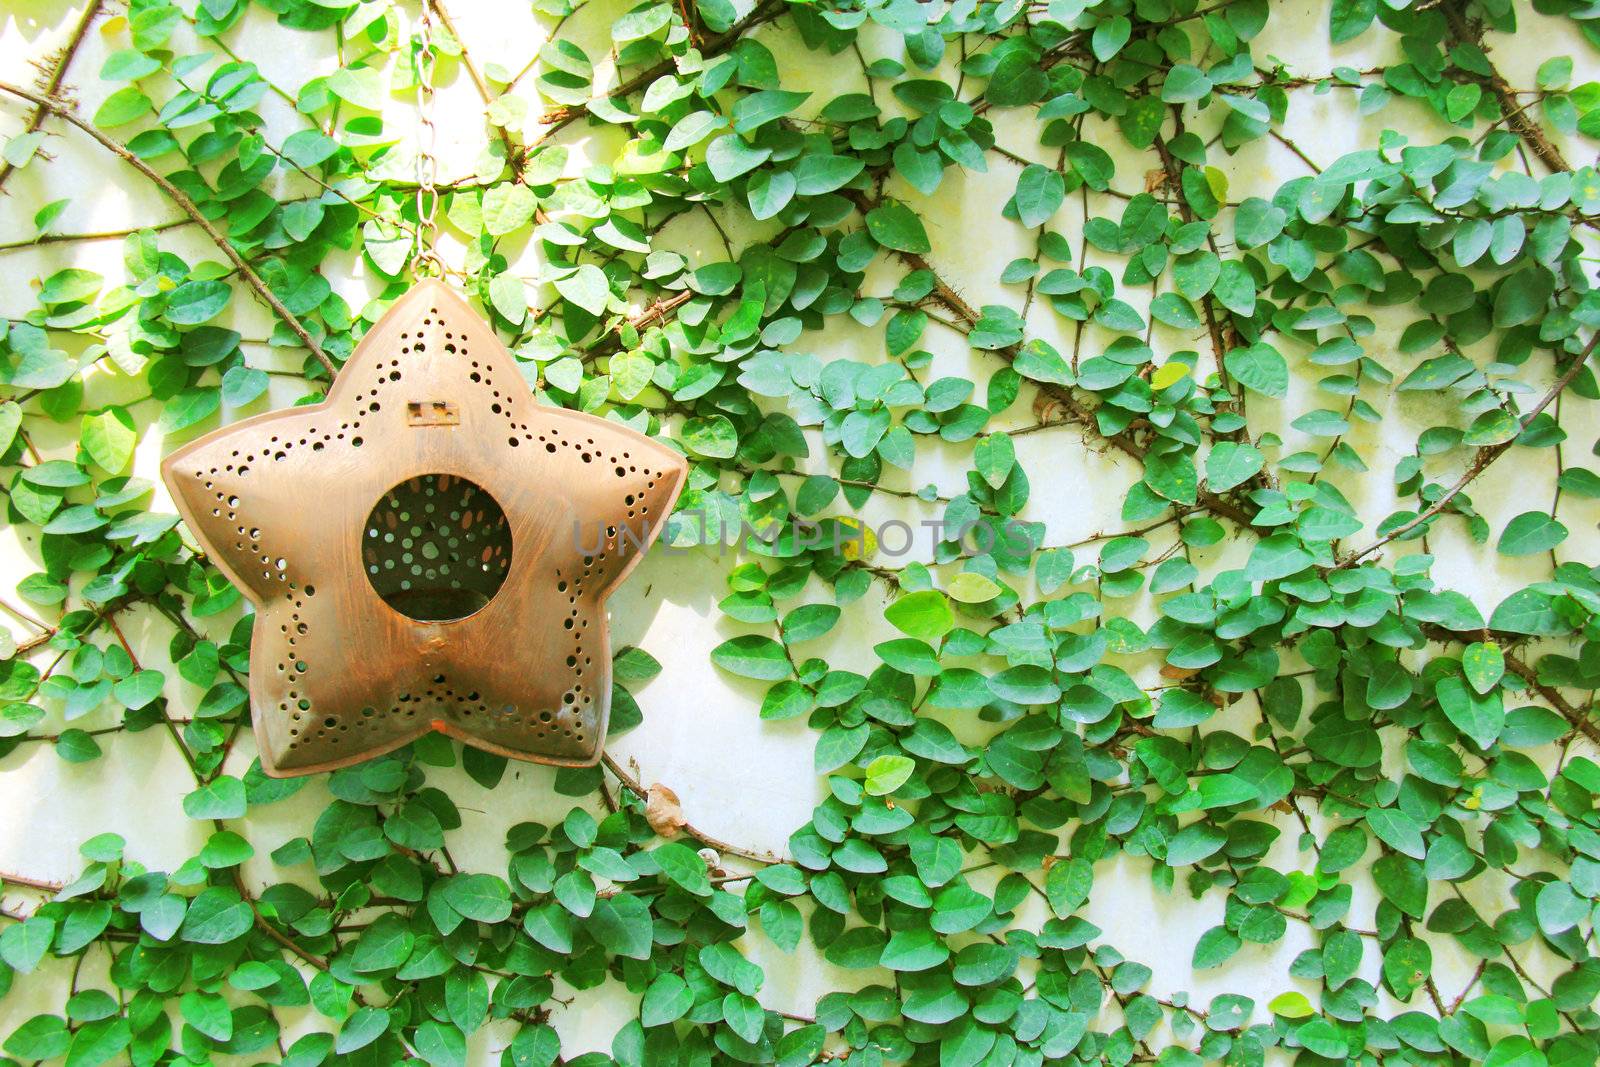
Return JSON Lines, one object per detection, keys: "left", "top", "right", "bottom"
{"left": 413, "top": 0, "right": 443, "bottom": 276}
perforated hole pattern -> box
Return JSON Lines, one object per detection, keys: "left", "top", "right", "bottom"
{"left": 177, "top": 300, "right": 677, "bottom": 766}
{"left": 363, "top": 473, "right": 511, "bottom": 622}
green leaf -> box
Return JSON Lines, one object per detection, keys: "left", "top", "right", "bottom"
{"left": 1091, "top": 16, "right": 1131, "bottom": 61}
{"left": 1366, "top": 807, "right": 1426, "bottom": 860}
{"left": 947, "top": 572, "right": 1001, "bottom": 604}
{"left": 1435, "top": 675, "right": 1504, "bottom": 750}
{"left": 1462, "top": 642, "right": 1504, "bottom": 694}
{"left": 589, "top": 892, "right": 653, "bottom": 959}
{"left": 489, "top": 272, "right": 528, "bottom": 324}
{"left": 1233, "top": 197, "right": 1286, "bottom": 248}
{"left": 781, "top": 603, "right": 840, "bottom": 643}
{"left": 327, "top": 65, "right": 386, "bottom": 110}
{"left": 793, "top": 153, "right": 863, "bottom": 195}
{"left": 220, "top": 365, "right": 268, "bottom": 408}
{"left": 80, "top": 409, "right": 136, "bottom": 474}
{"left": 1045, "top": 857, "right": 1092, "bottom": 918}
{"left": 0, "top": 401, "right": 21, "bottom": 456}
{"left": 39, "top": 268, "right": 102, "bottom": 306}
{"left": 1497, "top": 511, "right": 1567, "bottom": 556}
{"left": 973, "top": 433, "right": 1015, "bottom": 489}
{"left": 554, "top": 264, "right": 610, "bottom": 315}
{"left": 731, "top": 89, "right": 809, "bottom": 133}
{"left": 282, "top": 129, "right": 339, "bottom": 167}
{"left": 1013, "top": 164, "right": 1065, "bottom": 228}
{"left": 864, "top": 754, "right": 915, "bottom": 795}
{"left": 93, "top": 86, "right": 151, "bottom": 126}
{"left": 182, "top": 776, "right": 246, "bottom": 820}
{"left": 1493, "top": 267, "right": 1553, "bottom": 328}
{"left": 63, "top": 1018, "right": 130, "bottom": 1067}
{"left": 815, "top": 723, "right": 868, "bottom": 773}
{"left": 1484, "top": 1036, "right": 1548, "bottom": 1067}
{"left": 1192, "top": 925, "right": 1241, "bottom": 968}
{"left": 1162, "top": 64, "right": 1212, "bottom": 103}
{"left": 0, "top": 916, "right": 54, "bottom": 972}
{"left": 705, "top": 135, "right": 771, "bottom": 182}
{"left": 1224, "top": 343, "right": 1287, "bottom": 397}
{"left": 443, "top": 874, "right": 513, "bottom": 923}
{"left": 885, "top": 589, "right": 954, "bottom": 641}
{"left": 335, "top": 1007, "right": 391, "bottom": 1054}
{"left": 665, "top": 111, "right": 725, "bottom": 152}
{"left": 641, "top": 973, "right": 693, "bottom": 1026}
{"left": 4, "top": 1015, "right": 69, "bottom": 1060}
{"left": 1144, "top": 451, "right": 1197, "bottom": 505}
{"left": 710, "top": 635, "right": 791, "bottom": 680}
{"left": 1212, "top": 260, "right": 1256, "bottom": 316}
{"left": 866, "top": 203, "right": 931, "bottom": 254}
{"left": 1329, "top": 0, "right": 1376, "bottom": 41}
{"left": 1269, "top": 991, "right": 1315, "bottom": 1018}
{"left": 483, "top": 183, "right": 538, "bottom": 236}
{"left": 652, "top": 842, "right": 711, "bottom": 895}
{"left": 165, "top": 280, "right": 232, "bottom": 325}
{"left": 682, "top": 414, "right": 738, "bottom": 459}
{"left": 1167, "top": 822, "right": 1227, "bottom": 866}
{"left": 1534, "top": 881, "right": 1588, "bottom": 934}
{"left": 747, "top": 169, "right": 796, "bottom": 220}
{"left": 1206, "top": 442, "right": 1264, "bottom": 491}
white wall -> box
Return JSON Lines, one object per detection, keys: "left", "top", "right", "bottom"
{"left": 0, "top": 0, "right": 1596, "bottom": 1059}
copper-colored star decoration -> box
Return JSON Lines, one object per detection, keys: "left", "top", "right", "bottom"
{"left": 162, "top": 280, "right": 688, "bottom": 777}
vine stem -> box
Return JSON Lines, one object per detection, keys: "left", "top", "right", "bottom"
{"left": 534, "top": 0, "right": 784, "bottom": 136}
{"left": 843, "top": 184, "right": 1262, "bottom": 528}
{"left": 1338, "top": 333, "right": 1597, "bottom": 567}
{"left": 885, "top": 239, "right": 1260, "bottom": 528}
{"left": 428, "top": 0, "right": 519, "bottom": 164}
{"left": 1441, "top": 2, "right": 1570, "bottom": 173}
{"left": 1, "top": 870, "right": 65, "bottom": 892}
{"left": 233, "top": 869, "right": 331, "bottom": 970}
{"left": 0, "top": 0, "right": 104, "bottom": 196}
{"left": 0, "top": 79, "right": 338, "bottom": 378}
{"left": 600, "top": 753, "right": 787, "bottom": 864}
{"left": 1502, "top": 647, "right": 1600, "bottom": 749}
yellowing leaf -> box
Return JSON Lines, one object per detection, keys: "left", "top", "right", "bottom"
{"left": 946, "top": 572, "right": 1001, "bottom": 604}
{"left": 837, "top": 516, "right": 876, "bottom": 561}
{"left": 1269, "top": 991, "right": 1315, "bottom": 1018}
{"left": 1151, "top": 362, "right": 1190, "bottom": 390}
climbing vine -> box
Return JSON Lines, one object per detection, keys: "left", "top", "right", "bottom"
{"left": 1, "top": 0, "right": 1600, "bottom": 1064}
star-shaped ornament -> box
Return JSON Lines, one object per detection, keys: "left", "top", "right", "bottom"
{"left": 162, "top": 280, "right": 687, "bottom": 777}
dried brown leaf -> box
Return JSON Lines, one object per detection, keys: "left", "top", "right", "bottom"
{"left": 645, "top": 782, "right": 686, "bottom": 837}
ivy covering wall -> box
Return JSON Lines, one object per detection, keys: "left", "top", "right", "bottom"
{"left": 1, "top": 0, "right": 1600, "bottom": 1064}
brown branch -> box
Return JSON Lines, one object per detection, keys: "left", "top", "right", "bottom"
{"left": 233, "top": 870, "right": 330, "bottom": 970}
{"left": 600, "top": 752, "right": 786, "bottom": 864}
{"left": 1502, "top": 649, "right": 1600, "bottom": 749}
{"left": 536, "top": 0, "right": 784, "bottom": 136}
{"left": 13, "top": 628, "right": 58, "bottom": 655}
{"left": 0, "top": 0, "right": 104, "bottom": 197}
{"left": 0, "top": 871, "right": 65, "bottom": 892}
{"left": 1154, "top": 124, "right": 1278, "bottom": 498}
{"left": 0, "top": 216, "right": 194, "bottom": 253}
{"left": 578, "top": 291, "right": 693, "bottom": 365}
{"left": 851, "top": 211, "right": 1259, "bottom": 530}
{"left": 1442, "top": 2, "right": 1570, "bottom": 172}
{"left": 0, "top": 80, "right": 338, "bottom": 378}
{"left": 429, "top": 0, "right": 519, "bottom": 164}
{"left": 1271, "top": 130, "right": 1324, "bottom": 175}
{"left": 1339, "top": 333, "right": 1596, "bottom": 566}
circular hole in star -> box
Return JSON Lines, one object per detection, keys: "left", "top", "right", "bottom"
{"left": 363, "top": 473, "right": 511, "bottom": 622}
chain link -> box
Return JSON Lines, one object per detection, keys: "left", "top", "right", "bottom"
{"left": 413, "top": 0, "right": 442, "bottom": 276}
